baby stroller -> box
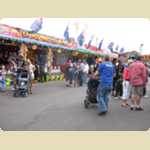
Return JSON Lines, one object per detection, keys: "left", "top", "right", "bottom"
{"left": 13, "top": 69, "right": 31, "bottom": 97}
{"left": 84, "top": 78, "right": 99, "bottom": 108}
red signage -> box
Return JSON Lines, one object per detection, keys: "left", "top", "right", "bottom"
{"left": 0, "top": 24, "right": 78, "bottom": 49}
{"left": 84, "top": 44, "right": 106, "bottom": 54}
{"left": 0, "top": 24, "right": 22, "bottom": 38}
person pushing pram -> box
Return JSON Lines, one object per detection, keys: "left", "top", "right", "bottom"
{"left": 84, "top": 64, "right": 99, "bottom": 108}
{"left": 13, "top": 58, "right": 32, "bottom": 97}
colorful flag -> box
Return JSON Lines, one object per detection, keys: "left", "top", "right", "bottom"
{"left": 77, "top": 32, "right": 85, "bottom": 46}
{"left": 107, "top": 42, "right": 114, "bottom": 52}
{"left": 87, "top": 35, "right": 94, "bottom": 48}
{"left": 63, "top": 26, "right": 69, "bottom": 41}
{"left": 98, "top": 39, "right": 104, "bottom": 49}
{"left": 139, "top": 44, "right": 144, "bottom": 52}
{"left": 30, "top": 17, "right": 43, "bottom": 33}
{"left": 115, "top": 45, "right": 119, "bottom": 52}
{"left": 119, "top": 47, "right": 125, "bottom": 53}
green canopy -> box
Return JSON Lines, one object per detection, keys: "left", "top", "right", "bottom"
{"left": 77, "top": 48, "right": 97, "bottom": 55}
{"left": 76, "top": 48, "right": 109, "bottom": 57}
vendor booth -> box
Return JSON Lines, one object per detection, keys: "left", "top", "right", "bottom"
{"left": 0, "top": 23, "right": 116, "bottom": 84}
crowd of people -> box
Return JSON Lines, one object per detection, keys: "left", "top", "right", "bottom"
{"left": 100, "top": 55, "right": 149, "bottom": 115}
{"left": 64, "top": 60, "right": 90, "bottom": 87}
{"left": 64, "top": 54, "right": 149, "bottom": 116}
{"left": 1, "top": 53, "right": 149, "bottom": 114}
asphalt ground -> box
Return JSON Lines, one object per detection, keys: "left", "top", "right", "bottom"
{"left": 0, "top": 80, "right": 150, "bottom": 131}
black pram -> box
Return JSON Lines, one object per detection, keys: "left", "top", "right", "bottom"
{"left": 13, "top": 68, "right": 31, "bottom": 97}
{"left": 84, "top": 78, "right": 99, "bottom": 108}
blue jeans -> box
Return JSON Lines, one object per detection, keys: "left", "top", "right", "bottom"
{"left": 78, "top": 71, "right": 84, "bottom": 86}
{"left": 0, "top": 79, "right": 6, "bottom": 91}
{"left": 97, "top": 84, "right": 112, "bottom": 113}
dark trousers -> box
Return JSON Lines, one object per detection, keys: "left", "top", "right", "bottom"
{"left": 38, "top": 65, "right": 46, "bottom": 82}
{"left": 143, "top": 86, "right": 146, "bottom": 96}
{"left": 78, "top": 71, "right": 84, "bottom": 86}
{"left": 114, "top": 79, "right": 123, "bottom": 97}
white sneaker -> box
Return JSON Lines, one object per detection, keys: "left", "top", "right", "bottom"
{"left": 114, "top": 97, "right": 119, "bottom": 100}
{"left": 144, "top": 95, "right": 148, "bottom": 98}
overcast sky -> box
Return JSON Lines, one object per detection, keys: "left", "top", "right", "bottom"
{"left": 0, "top": 18, "right": 150, "bottom": 54}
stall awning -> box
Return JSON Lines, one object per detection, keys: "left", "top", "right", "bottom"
{"left": 77, "top": 48, "right": 109, "bottom": 57}
{"left": 0, "top": 24, "right": 109, "bottom": 56}
{"left": 0, "top": 34, "right": 21, "bottom": 42}
{"left": 0, "top": 24, "right": 76, "bottom": 50}
{"left": 0, "top": 33, "right": 75, "bottom": 52}
{"left": 77, "top": 48, "right": 97, "bottom": 55}
{"left": 20, "top": 38, "right": 75, "bottom": 51}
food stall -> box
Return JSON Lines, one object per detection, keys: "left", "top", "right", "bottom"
{"left": 0, "top": 24, "right": 77, "bottom": 82}
{"left": 0, "top": 23, "right": 116, "bottom": 84}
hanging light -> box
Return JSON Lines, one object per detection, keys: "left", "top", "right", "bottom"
{"left": 57, "top": 49, "right": 62, "bottom": 53}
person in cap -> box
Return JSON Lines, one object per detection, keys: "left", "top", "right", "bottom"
{"left": 128, "top": 54, "right": 147, "bottom": 111}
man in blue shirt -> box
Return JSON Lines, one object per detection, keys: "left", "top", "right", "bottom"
{"left": 97, "top": 56, "right": 115, "bottom": 116}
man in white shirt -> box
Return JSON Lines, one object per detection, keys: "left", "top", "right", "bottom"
{"left": 79, "top": 61, "right": 89, "bottom": 85}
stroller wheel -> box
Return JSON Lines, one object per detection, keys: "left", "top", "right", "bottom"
{"left": 13, "top": 92, "right": 18, "bottom": 97}
{"left": 13, "top": 93, "right": 16, "bottom": 97}
{"left": 23, "top": 92, "right": 28, "bottom": 97}
{"left": 84, "top": 99, "right": 90, "bottom": 109}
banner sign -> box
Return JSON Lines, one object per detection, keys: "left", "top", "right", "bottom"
{"left": 0, "top": 24, "right": 77, "bottom": 49}
{"left": 0, "top": 24, "right": 22, "bottom": 38}
{"left": 0, "top": 24, "right": 107, "bottom": 56}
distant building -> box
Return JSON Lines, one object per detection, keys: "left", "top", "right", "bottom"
{"left": 118, "top": 51, "right": 140, "bottom": 64}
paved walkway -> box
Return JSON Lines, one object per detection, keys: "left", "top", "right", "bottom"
{"left": 0, "top": 81, "right": 150, "bottom": 131}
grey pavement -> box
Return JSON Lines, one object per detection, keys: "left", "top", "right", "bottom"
{"left": 0, "top": 81, "right": 150, "bottom": 131}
